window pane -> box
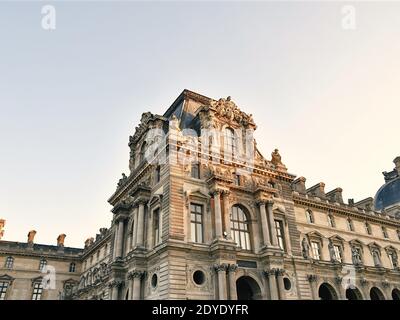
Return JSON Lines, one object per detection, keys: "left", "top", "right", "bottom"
{"left": 191, "top": 223, "right": 196, "bottom": 242}
{"left": 196, "top": 224, "right": 203, "bottom": 243}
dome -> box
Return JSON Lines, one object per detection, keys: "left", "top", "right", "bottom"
{"left": 374, "top": 177, "right": 400, "bottom": 211}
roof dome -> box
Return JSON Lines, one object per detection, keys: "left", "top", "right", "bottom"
{"left": 374, "top": 157, "right": 400, "bottom": 211}
{"left": 374, "top": 177, "right": 400, "bottom": 211}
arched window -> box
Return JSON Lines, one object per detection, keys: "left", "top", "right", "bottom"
{"left": 140, "top": 142, "right": 147, "bottom": 163}
{"left": 230, "top": 205, "right": 251, "bottom": 251}
{"left": 365, "top": 222, "right": 372, "bottom": 235}
{"left": 224, "top": 128, "right": 236, "bottom": 159}
{"left": 347, "top": 218, "right": 354, "bottom": 232}
{"left": 39, "top": 259, "right": 47, "bottom": 271}
{"left": 306, "top": 210, "right": 314, "bottom": 224}
{"left": 5, "top": 257, "right": 14, "bottom": 269}
{"left": 327, "top": 214, "right": 335, "bottom": 228}
{"left": 69, "top": 263, "right": 76, "bottom": 273}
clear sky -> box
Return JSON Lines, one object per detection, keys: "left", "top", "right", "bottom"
{"left": 0, "top": 1, "right": 399, "bottom": 248}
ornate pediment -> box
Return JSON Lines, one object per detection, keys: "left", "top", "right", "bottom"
{"left": 129, "top": 112, "right": 167, "bottom": 145}
{"left": 0, "top": 274, "right": 14, "bottom": 282}
{"left": 207, "top": 96, "right": 256, "bottom": 128}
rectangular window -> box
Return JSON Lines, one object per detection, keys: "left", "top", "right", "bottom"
{"left": 327, "top": 215, "right": 335, "bottom": 228}
{"left": 190, "top": 204, "right": 203, "bottom": 243}
{"left": 382, "top": 227, "right": 389, "bottom": 239}
{"left": 334, "top": 245, "right": 342, "bottom": 262}
{"left": 311, "top": 241, "right": 321, "bottom": 260}
{"left": 153, "top": 208, "right": 160, "bottom": 246}
{"left": 32, "top": 283, "right": 43, "bottom": 300}
{"left": 0, "top": 282, "right": 9, "bottom": 300}
{"left": 155, "top": 165, "right": 161, "bottom": 183}
{"left": 191, "top": 163, "right": 200, "bottom": 179}
{"left": 274, "top": 220, "right": 286, "bottom": 251}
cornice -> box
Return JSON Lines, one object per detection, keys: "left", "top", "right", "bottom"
{"left": 294, "top": 195, "right": 400, "bottom": 228}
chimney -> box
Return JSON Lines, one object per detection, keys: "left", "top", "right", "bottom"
{"left": 57, "top": 234, "right": 66, "bottom": 247}
{"left": 84, "top": 237, "right": 94, "bottom": 248}
{"left": 394, "top": 156, "right": 400, "bottom": 175}
{"left": 348, "top": 199, "right": 354, "bottom": 206}
{"left": 326, "top": 188, "right": 344, "bottom": 204}
{"left": 306, "top": 182, "right": 326, "bottom": 199}
{"left": 292, "top": 177, "right": 307, "bottom": 194}
{"left": 0, "top": 219, "right": 5, "bottom": 240}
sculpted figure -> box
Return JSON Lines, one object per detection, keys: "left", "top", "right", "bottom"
{"left": 302, "top": 237, "right": 310, "bottom": 259}
{"left": 351, "top": 246, "right": 362, "bottom": 265}
{"left": 328, "top": 239, "right": 336, "bottom": 262}
{"left": 271, "top": 149, "right": 282, "bottom": 166}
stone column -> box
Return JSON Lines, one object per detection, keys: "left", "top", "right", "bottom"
{"left": 307, "top": 274, "right": 318, "bottom": 300}
{"left": 132, "top": 207, "right": 138, "bottom": 248}
{"left": 112, "top": 223, "right": 119, "bottom": 259}
{"left": 222, "top": 190, "right": 231, "bottom": 239}
{"left": 258, "top": 201, "right": 271, "bottom": 247}
{"left": 116, "top": 219, "right": 125, "bottom": 258}
{"left": 136, "top": 201, "right": 145, "bottom": 247}
{"left": 228, "top": 264, "right": 238, "bottom": 300}
{"left": 276, "top": 269, "right": 286, "bottom": 300}
{"left": 110, "top": 281, "right": 123, "bottom": 300}
{"left": 266, "top": 200, "right": 278, "bottom": 246}
{"left": 214, "top": 263, "right": 228, "bottom": 300}
{"left": 213, "top": 191, "right": 223, "bottom": 239}
{"left": 129, "top": 270, "right": 144, "bottom": 300}
{"left": 264, "top": 269, "right": 279, "bottom": 300}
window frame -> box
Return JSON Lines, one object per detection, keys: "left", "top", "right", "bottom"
{"left": 31, "top": 282, "right": 43, "bottom": 300}
{"left": 224, "top": 127, "right": 236, "bottom": 160}
{"left": 0, "top": 281, "right": 10, "bottom": 300}
{"left": 230, "top": 205, "right": 252, "bottom": 251}
{"left": 274, "top": 219, "right": 286, "bottom": 251}
{"left": 69, "top": 262, "right": 76, "bottom": 273}
{"left": 39, "top": 259, "right": 47, "bottom": 271}
{"left": 190, "top": 163, "right": 200, "bottom": 179}
{"left": 306, "top": 209, "right": 314, "bottom": 224}
{"left": 327, "top": 213, "right": 335, "bottom": 228}
{"left": 190, "top": 203, "right": 204, "bottom": 243}
{"left": 5, "top": 256, "right": 14, "bottom": 269}
{"left": 311, "top": 241, "right": 321, "bottom": 260}
{"left": 153, "top": 207, "right": 161, "bottom": 246}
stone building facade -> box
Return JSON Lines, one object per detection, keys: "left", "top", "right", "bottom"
{"left": 0, "top": 231, "right": 82, "bottom": 300}
{"left": 1, "top": 89, "right": 400, "bottom": 300}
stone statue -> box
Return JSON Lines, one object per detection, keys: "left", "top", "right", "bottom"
{"left": 117, "top": 173, "right": 128, "bottom": 187}
{"left": 372, "top": 250, "right": 381, "bottom": 267}
{"left": 328, "top": 239, "right": 336, "bottom": 262}
{"left": 351, "top": 246, "right": 362, "bottom": 265}
{"left": 302, "top": 237, "right": 310, "bottom": 259}
{"left": 392, "top": 251, "right": 398, "bottom": 268}
{"left": 271, "top": 149, "right": 282, "bottom": 166}
{"left": 27, "top": 230, "right": 37, "bottom": 244}
{"left": 57, "top": 234, "right": 66, "bottom": 247}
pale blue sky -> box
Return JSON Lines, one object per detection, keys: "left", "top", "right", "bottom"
{"left": 1, "top": 1, "right": 399, "bottom": 248}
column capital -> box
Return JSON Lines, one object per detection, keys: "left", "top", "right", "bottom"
{"left": 108, "top": 280, "right": 124, "bottom": 288}
{"left": 266, "top": 199, "right": 274, "bottom": 206}
{"left": 256, "top": 199, "right": 267, "bottom": 207}
{"left": 221, "top": 189, "right": 231, "bottom": 196}
{"left": 213, "top": 263, "right": 228, "bottom": 272}
{"left": 133, "top": 198, "right": 148, "bottom": 207}
{"left": 307, "top": 274, "right": 318, "bottom": 283}
{"left": 228, "top": 264, "right": 238, "bottom": 273}
{"left": 263, "top": 269, "right": 277, "bottom": 277}
{"left": 128, "top": 270, "right": 146, "bottom": 280}
{"left": 275, "top": 268, "right": 285, "bottom": 276}
{"left": 115, "top": 214, "right": 128, "bottom": 223}
{"left": 210, "top": 189, "right": 223, "bottom": 196}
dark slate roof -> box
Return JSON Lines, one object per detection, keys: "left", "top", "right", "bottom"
{"left": 374, "top": 177, "right": 400, "bottom": 211}
{"left": 0, "top": 240, "right": 83, "bottom": 256}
